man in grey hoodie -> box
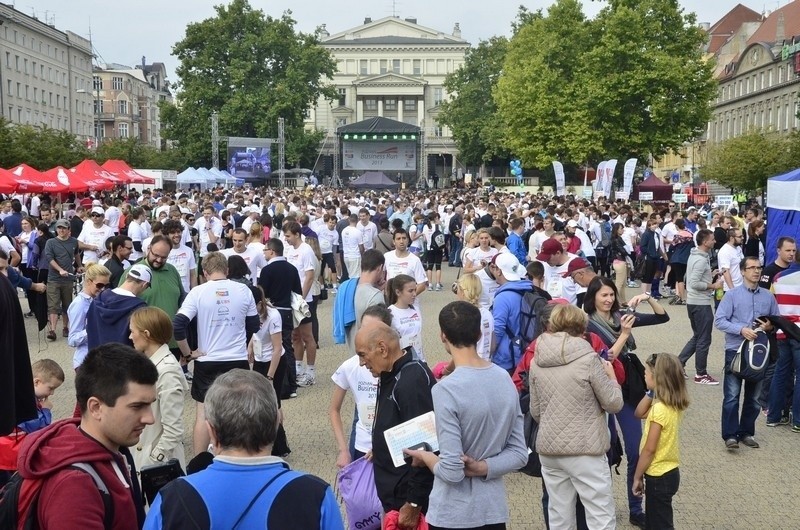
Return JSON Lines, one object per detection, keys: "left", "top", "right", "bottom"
{"left": 678, "top": 229, "right": 725, "bottom": 384}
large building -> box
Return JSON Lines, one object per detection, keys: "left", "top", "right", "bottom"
{"left": 0, "top": 4, "right": 94, "bottom": 138}
{"left": 93, "top": 59, "right": 171, "bottom": 148}
{"left": 305, "top": 16, "right": 468, "bottom": 182}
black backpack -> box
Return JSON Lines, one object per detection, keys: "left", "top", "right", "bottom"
{"left": 429, "top": 226, "right": 445, "bottom": 251}
{"left": 0, "top": 463, "right": 114, "bottom": 530}
{"left": 504, "top": 287, "right": 550, "bottom": 366}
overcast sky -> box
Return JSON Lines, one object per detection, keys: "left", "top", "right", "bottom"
{"left": 19, "top": 0, "right": 777, "bottom": 86}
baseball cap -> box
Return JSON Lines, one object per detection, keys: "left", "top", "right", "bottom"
{"left": 536, "top": 238, "right": 563, "bottom": 261}
{"left": 128, "top": 264, "right": 152, "bottom": 284}
{"left": 491, "top": 253, "right": 523, "bottom": 282}
{"left": 567, "top": 220, "right": 579, "bottom": 228}
{"left": 91, "top": 206, "right": 105, "bottom": 215}
{"left": 55, "top": 219, "right": 69, "bottom": 229}
{"left": 92, "top": 199, "right": 102, "bottom": 207}
{"left": 561, "top": 257, "right": 593, "bottom": 278}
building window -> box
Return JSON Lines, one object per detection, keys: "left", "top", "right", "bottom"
{"left": 94, "top": 99, "right": 103, "bottom": 114}
{"left": 23, "top": 58, "right": 28, "bottom": 74}
{"left": 433, "top": 123, "right": 443, "bottom": 137}
{"left": 338, "top": 88, "right": 346, "bottom": 107}
{"left": 380, "top": 60, "right": 388, "bottom": 75}
{"left": 15, "top": 55, "right": 19, "bottom": 71}
{"left": 94, "top": 76, "right": 103, "bottom": 90}
{"left": 4, "top": 52, "right": 9, "bottom": 67}
{"left": 385, "top": 98, "right": 397, "bottom": 111}
{"left": 335, "top": 118, "right": 347, "bottom": 128}
{"left": 5, "top": 80, "right": 10, "bottom": 97}
{"left": 404, "top": 98, "right": 417, "bottom": 111}
{"left": 118, "top": 100, "right": 128, "bottom": 114}
{"left": 392, "top": 59, "right": 401, "bottom": 74}
{"left": 360, "top": 60, "right": 368, "bottom": 75}
{"left": 365, "top": 98, "right": 378, "bottom": 111}
{"left": 433, "top": 87, "right": 443, "bottom": 106}
{"left": 118, "top": 123, "right": 129, "bottom": 138}
{"left": 33, "top": 88, "right": 37, "bottom": 102}
{"left": 779, "top": 66, "right": 784, "bottom": 83}
{"left": 112, "top": 77, "right": 123, "bottom": 90}
{"left": 413, "top": 59, "right": 421, "bottom": 75}
{"left": 32, "top": 61, "right": 37, "bottom": 77}
{"left": 95, "top": 122, "right": 103, "bottom": 140}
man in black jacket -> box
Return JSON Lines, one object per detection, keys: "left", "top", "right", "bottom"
{"left": 105, "top": 235, "right": 133, "bottom": 287}
{"left": 448, "top": 204, "right": 464, "bottom": 267}
{"left": 258, "top": 238, "right": 302, "bottom": 398}
{"left": 355, "top": 320, "right": 435, "bottom": 527}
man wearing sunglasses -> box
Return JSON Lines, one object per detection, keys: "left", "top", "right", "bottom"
{"left": 78, "top": 207, "right": 115, "bottom": 264}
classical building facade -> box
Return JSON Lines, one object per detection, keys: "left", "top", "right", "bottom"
{"left": 0, "top": 4, "right": 93, "bottom": 137}
{"left": 305, "top": 16, "right": 468, "bottom": 180}
{"left": 93, "top": 59, "right": 172, "bottom": 148}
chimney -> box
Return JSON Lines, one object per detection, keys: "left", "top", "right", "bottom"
{"left": 698, "top": 22, "right": 710, "bottom": 32}
{"left": 776, "top": 12, "right": 785, "bottom": 44}
{"left": 141, "top": 56, "right": 146, "bottom": 70}
{"left": 364, "top": 17, "right": 372, "bottom": 25}
{"left": 453, "top": 22, "right": 461, "bottom": 38}
{"left": 318, "top": 23, "right": 329, "bottom": 37}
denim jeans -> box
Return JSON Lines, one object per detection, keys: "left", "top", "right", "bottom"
{"left": 678, "top": 304, "right": 714, "bottom": 375}
{"left": 721, "top": 348, "right": 763, "bottom": 440}
{"left": 615, "top": 403, "right": 643, "bottom": 516}
{"left": 767, "top": 339, "right": 800, "bottom": 425}
{"left": 645, "top": 468, "right": 680, "bottom": 530}
{"left": 449, "top": 238, "right": 463, "bottom": 266}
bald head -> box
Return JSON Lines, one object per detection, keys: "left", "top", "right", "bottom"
{"left": 355, "top": 320, "right": 402, "bottom": 377}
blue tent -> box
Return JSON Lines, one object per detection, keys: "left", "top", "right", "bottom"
{"left": 766, "top": 167, "right": 800, "bottom": 264}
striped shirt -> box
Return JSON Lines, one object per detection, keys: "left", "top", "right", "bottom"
{"left": 772, "top": 263, "right": 800, "bottom": 339}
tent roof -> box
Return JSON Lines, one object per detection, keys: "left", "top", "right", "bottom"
{"left": 337, "top": 116, "right": 419, "bottom": 134}
{"left": 636, "top": 175, "right": 672, "bottom": 189}
{"left": 768, "top": 168, "right": 800, "bottom": 182}
{"left": 350, "top": 171, "right": 399, "bottom": 190}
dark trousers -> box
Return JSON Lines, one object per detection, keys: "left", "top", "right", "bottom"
{"left": 310, "top": 296, "right": 319, "bottom": 347}
{"left": 277, "top": 308, "right": 297, "bottom": 396}
{"left": 645, "top": 468, "right": 680, "bottom": 530}
{"left": 596, "top": 248, "right": 611, "bottom": 277}
{"left": 678, "top": 304, "right": 714, "bottom": 375}
{"left": 429, "top": 525, "right": 505, "bottom": 530}
{"left": 253, "top": 355, "right": 290, "bottom": 456}
{"left": 449, "top": 238, "right": 463, "bottom": 266}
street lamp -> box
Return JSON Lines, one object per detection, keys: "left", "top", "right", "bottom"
{"left": 76, "top": 86, "right": 99, "bottom": 149}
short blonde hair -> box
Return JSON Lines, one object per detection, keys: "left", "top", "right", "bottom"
{"left": 84, "top": 263, "right": 111, "bottom": 283}
{"left": 457, "top": 273, "right": 482, "bottom": 306}
{"left": 547, "top": 304, "right": 587, "bottom": 337}
{"left": 32, "top": 359, "right": 65, "bottom": 383}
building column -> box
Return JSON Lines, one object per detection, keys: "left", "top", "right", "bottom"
{"left": 356, "top": 98, "right": 363, "bottom": 122}
{"left": 417, "top": 99, "right": 424, "bottom": 127}
{"left": 397, "top": 99, "right": 404, "bottom": 123}
{"left": 378, "top": 99, "right": 384, "bottom": 117}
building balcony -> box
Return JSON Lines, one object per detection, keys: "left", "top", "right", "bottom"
{"left": 98, "top": 113, "right": 116, "bottom": 121}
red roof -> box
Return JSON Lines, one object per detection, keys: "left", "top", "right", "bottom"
{"left": 706, "top": 4, "right": 763, "bottom": 54}
{"left": 747, "top": 0, "right": 800, "bottom": 47}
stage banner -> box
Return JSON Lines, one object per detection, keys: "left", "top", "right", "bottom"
{"left": 342, "top": 142, "right": 416, "bottom": 171}
{"left": 552, "top": 161, "right": 566, "bottom": 196}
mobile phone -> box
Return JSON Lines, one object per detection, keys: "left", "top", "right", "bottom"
{"left": 599, "top": 348, "right": 609, "bottom": 361}
{"left": 403, "top": 442, "right": 433, "bottom": 465}
{"left": 624, "top": 306, "right": 636, "bottom": 315}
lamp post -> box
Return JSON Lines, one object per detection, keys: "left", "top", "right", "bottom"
{"left": 76, "top": 87, "right": 98, "bottom": 149}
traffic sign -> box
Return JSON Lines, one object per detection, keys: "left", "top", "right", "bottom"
{"left": 716, "top": 195, "right": 734, "bottom": 206}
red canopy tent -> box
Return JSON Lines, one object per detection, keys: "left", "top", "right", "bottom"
{"left": 0, "top": 168, "right": 19, "bottom": 194}
{"left": 101, "top": 160, "right": 156, "bottom": 185}
{"left": 41, "top": 167, "right": 88, "bottom": 193}
{"left": 71, "top": 159, "right": 125, "bottom": 186}
{"left": 7, "top": 164, "right": 49, "bottom": 193}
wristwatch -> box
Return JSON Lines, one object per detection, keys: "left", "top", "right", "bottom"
{"left": 646, "top": 390, "right": 654, "bottom": 399}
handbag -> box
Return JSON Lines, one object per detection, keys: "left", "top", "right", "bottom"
{"left": 290, "top": 292, "right": 311, "bottom": 327}
{"left": 729, "top": 329, "right": 770, "bottom": 381}
{"left": 337, "top": 457, "right": 382, "bottom": 530}
{"left": 619, "top": 353, "right": 647, "bottom": 406}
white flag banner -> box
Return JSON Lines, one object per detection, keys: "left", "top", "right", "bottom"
{"left": 623, "top": 158, "right": 637, "bottom": 195}
{"left": 553, "top": 161, "right": 566, "bottom": 196}
{"left": 596, "top": 161, "right": 607, "bottom": 197}
{"left": 604, "top": 159, "right": 618, "bottom": 198}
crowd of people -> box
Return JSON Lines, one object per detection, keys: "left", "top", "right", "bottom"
{"left": 0, "top": 181, "right": 796, "bottom": 530}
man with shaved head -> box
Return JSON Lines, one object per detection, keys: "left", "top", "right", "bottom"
{"left": 355, "top": 320, "right": 435, "bottom": 528}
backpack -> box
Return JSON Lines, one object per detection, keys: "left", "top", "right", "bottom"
{"left": 618, "top": 353, "right": 648, "bottom": 407}
{"left": 0, "top": 463, "right": 114, "bottom": 530}
{"left": 504, "top": 288, "right": 550, "bottom": 366}
{"left": 599, "top": 221, "right": 612, "bottom": 248}
{"left": 429, "top": 226, "right": 445, "bottom": 251}
{"left": 729, "top": 330, "right": 770, "bottom": 381}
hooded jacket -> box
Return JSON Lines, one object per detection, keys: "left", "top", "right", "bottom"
{"left": 685, "top": 247, "right": 713, "bottom": 306}
{"left": 492, "top": 279, "right": 533, "bottom": 370}
{"left": 17, "top": 418, "right": 140, "bottom": 530}
{"left": 530, "top": 332, "right": 623, "bottom": 457}
{"left": 86, "top": 288, "right": 147, "bottom": 350}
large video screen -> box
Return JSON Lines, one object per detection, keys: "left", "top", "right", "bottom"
{"left": 342, "top": 141, "right": 416, "bottom": 171}
{"left": 227, "top": 141, "right": 270, "bottom": 181}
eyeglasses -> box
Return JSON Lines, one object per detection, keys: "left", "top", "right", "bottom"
{"left": 647, "top": 353, "right": 658, "bottom": 366}
{"left": 149, "top": 250, "right": 169, "bottom": 261}
{"left": 745, "top": 266, "right": 763, "bottom": 271}
{"left": 90, "top": 213, "right": 103, "bottom": 218}
{"left": 93, "top": 282, "right": 108, "bottom": 290}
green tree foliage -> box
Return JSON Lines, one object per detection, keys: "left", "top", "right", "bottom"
{"left": 0, "top": 119, "right": 91, "bottom": 170}
{"left": 438, "top": 37, "right": 509, "bottom": 165}
{"left": 494, "top": 0, "right": 716, "bottom": 168}
{"left": 161, "top": 0, "right": 337, "bottom": 168}
{"left": 704, "top": 130, "right": 793, "bottom": 191}
{"left": 94, "top": 138, "right": 187, "bottom": 171}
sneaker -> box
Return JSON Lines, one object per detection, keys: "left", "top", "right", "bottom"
{"left": 792, "top": 425, "right": 800, "bottom": 433}
{"left": 694, "top": 374, "right": 720, "bottom": 385}
{"left": 627, "top": 281, "right": 638, "bottom": 288}
{"left": 62, "top": 327, "right": 69, "bottom": 338}
{"left": 427, "top": 285, "right": 433, "bottom": 291}
{"left": 740, "top": 435, "right": 759, "bottom": 448}
{"left": 184, "top": 371, "right": 193, "bottom": 383}
{"left": 766, "top": 417, "right": 790, "bottom": 427}
{"left": 288, "top": 391, "right": 298, "bottom": 399}
{"left": 681, "top": 368, "right": 689, "bottom": 379}
{"left": 725, "top": 438, "right": 739, "bottom": 450}
{"left": 629, "top": 513, "right": 646, "bottom": 528}
{"left": 297, "top": 373, "right": 316, "bottom": 387}
{"left": 435, "top": 283, "right": 443, "bottom": 291}
{"left": 46, "top": 330, "right": 57, "bottom": 341}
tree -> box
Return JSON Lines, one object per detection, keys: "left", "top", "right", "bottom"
{"left": 703, "top": 130, "right": 792, "bottom": 191}
{"left": 438, "top": 37, "right": 510, "bottom": 165}
{"left": 4, "top": 124, "right": 90, "bottom": 170}
{"left": 161, "top": 0, "right": 337, "bottom": 168}
{"left": 94, "top": 138, "right": 187, "bottom": 171}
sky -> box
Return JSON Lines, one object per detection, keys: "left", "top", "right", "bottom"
{"left": 15, "top": 0, "right": 785, "bottom": 88}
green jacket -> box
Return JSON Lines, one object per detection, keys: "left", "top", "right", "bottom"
{"left": 120, "top": 259, "right": 185, "bottom": 348}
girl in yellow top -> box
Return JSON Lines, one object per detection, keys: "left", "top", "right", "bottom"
{"left": 633, "top": 353, "right": 690, "bottom": 530}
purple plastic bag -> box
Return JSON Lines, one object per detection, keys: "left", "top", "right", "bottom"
{"left": 337, "top": 456, "right": 382, "bottom": 530}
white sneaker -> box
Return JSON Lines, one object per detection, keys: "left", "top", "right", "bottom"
{"left": 297, "top": 373, "right": 316, "bottom": 387}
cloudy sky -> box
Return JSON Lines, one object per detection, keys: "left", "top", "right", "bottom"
{"left": 20, "top": 0, "right": 776, "bottom": 86}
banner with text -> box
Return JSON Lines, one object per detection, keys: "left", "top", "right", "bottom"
{"left": 596, "top": 161, "right": 607, "bottom": 197}
{"left": 604, "top": 159, "right": 618, "bottom": 198}
{"left": 553, "top": 161, "right": 566, "bottom": 196}
{"left": 342, "top": 141, "right": 417, "bottom": 171}
{"left": 623, "top": 158, "right": 637, "bottom": 195}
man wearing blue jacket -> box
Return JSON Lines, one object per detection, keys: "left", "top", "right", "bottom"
{"left": 86, "top": 264, "right": 150, "bottom": 350}
{"left": 490, "top": 252, "right": 532, "bottom": 372}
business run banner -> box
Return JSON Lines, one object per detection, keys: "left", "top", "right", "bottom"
{"left": 552, "top": 161, "right": 566, "bottom": 196}
{"left": 604, "top": 159, "right": 618, "bottom": 198}
{"left": 342, "top": 142, "right": 417, "bottom": 171}
{"left": 623, "top": 158, "right": 638, "bottom": 195}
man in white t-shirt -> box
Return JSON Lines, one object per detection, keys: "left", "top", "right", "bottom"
{"left": 284, "top": 221, "right": 318, "bottom": 387}
{"left": 104, "top": 199, "right": 121, "bottom": 234}
{"left": 222, "top": 228, "right": 267, "bottom": 283}
{"left": 718, "top": 227, "right": 744, "bottom": 293}
{"left": 357, "top": 209, "right": 378, "bottom": 251}
{"left": 78, "top": 207, "right": 115, "bottom": 264}
{"left": 127, "top": 207, "right": 147, "bottom": 261}
{"left": 536, "top": 237, "right": 582, "bottom": 304}
{"left": 341, "top": 215, "right": 364, "bottom": 279}
{"left": 173, "top": 251, "right": 260, "bottom": 455}
{"left": 528, "top": 216, "right": 556, "bottom": 262}
{"left": 164, "top": 219, "right": 197, "bottom": 292}
{"left": 383, "top": 228, "right": 428, "bottom": 294}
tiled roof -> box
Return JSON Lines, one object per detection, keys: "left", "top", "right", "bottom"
{"left": 747, "top": 0, "right": 800, "bottom": 46}
{"left": 706, "top": 3, "right": 762, "bottom": 54}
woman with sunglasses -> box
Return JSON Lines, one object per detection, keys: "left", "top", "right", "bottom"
{"left": 66, "top": 263, "right": 111, "bottom": 369}
{"left": 583, "top": 276, "right": 669, "bottom": 528}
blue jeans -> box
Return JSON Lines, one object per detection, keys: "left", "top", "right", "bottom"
{"left": 678, "top": 304, "right": 714, "bottom": 375}
{"left": 615, "top": 403, "right": 643, "bottom": 516}
{"left": 645, "top": 468, "right": 680, "bottom": 530}
{"left": 449, "top": 238, "right": 463, "bottom": 266}
{"left": 767, "top": 339, "right": 800, "bottom": 425}
{"left": 721, "top": 348, "right": 763, "bottom": 440}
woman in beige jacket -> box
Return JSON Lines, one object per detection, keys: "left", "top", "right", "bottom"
{"left": 129, "top": 306, "right": 188, "bottom": 478}
{"left": 530, "top": 304, "right": 624, "bottom": 530}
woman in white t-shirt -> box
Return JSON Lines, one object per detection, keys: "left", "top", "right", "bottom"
{"left": 330, "top": 354, "right": 379, "bottom": 468}
{"left": 463, "top": 228, "right": 498, "bottom": 274}
{"left": 456, "top": 273, "right": 494, "bottom": 360}
{"left": 408, "top": 214, "right": 425, "bottom": 257}
{"left": 387, "top": 274, "right": 424, "bottom": 361}
{"left": 247, "top": 286, "right": 290, "bottom": 456}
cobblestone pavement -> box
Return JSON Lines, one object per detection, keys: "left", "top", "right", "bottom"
{"left": 21, "top": 266, "right": 798, "bottom": 529}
